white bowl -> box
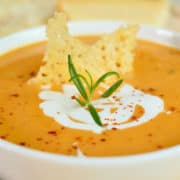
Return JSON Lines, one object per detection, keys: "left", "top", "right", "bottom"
{"left": 0, "top": 22, "right": 180, "bottom": 180}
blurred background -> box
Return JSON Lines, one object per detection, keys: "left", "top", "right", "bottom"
{"left": 0, "top": 0, "right": 179, "bottom": 37}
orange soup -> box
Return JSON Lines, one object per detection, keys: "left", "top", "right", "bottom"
{"left": 0, "top": 36, "right": 180, "bottom": 157}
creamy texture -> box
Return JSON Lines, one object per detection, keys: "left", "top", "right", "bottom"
{"left": 39, "top": 84, "right": 164, "bottom": 133}
{"left": 0, "top": 39, "right": 180, "bottom": 156}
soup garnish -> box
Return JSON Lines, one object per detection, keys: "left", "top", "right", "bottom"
{"left": 68, "top": 54, "right": 123, "bottom": 126}
{"left": 37, "top": 13, "right": 163, "bottom": 134}
{"left": 34, "top": 13, "right": 138, "bottom": 85}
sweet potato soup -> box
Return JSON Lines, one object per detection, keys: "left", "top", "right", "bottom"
{"left": 0, "top": 36, "right": 180, "bottom": 157}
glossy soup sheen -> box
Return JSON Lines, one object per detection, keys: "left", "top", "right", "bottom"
{"left": 0, "top": 36, "right": 180, "bottom": 157}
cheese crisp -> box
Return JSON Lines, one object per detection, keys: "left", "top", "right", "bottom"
{"left": 36, "top": 13, "right": 138, "bottom": 85}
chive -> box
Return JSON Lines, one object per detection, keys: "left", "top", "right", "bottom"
{"left": 75, "top": 97, "right": 86, "bottom": 106}
{"left": 92, "top": 71, "right": 119, "bottom": 93}
{"left": 69, "top": 74, "right": 91, "bottom": 90}
{"left": 67, "top": 55, "right": 123, "bottom": 127}
{"left": 68, "top": 55, "right": 88, "bottom": 100}
{"left": 88, "top": 104, "right": 103, "bottom": 126}
{"left": 85, "top": 69, "right": 93, "bottom": 90}
{"left": 102, "top": 79, "right": 123, "bottom": 98}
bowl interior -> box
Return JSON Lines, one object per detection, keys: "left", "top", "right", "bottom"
{"left": 0, "top": 21, "right": 180, "bottom": 164}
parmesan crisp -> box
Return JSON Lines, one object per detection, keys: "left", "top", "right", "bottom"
{"left": 36, "top": 13, "right": 138, "bottom": 85}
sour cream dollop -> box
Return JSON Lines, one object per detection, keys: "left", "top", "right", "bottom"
{"left": 39, "top": 84, "right": 164, "bottom": 133}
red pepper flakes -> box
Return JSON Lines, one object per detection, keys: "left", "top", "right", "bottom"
{"left": 112, "top": 122, "right": 121, "bottom": 126}
{"left": 128, "top": 105, "right": 133, "bottom": 108}
{"left": 9, "top": 112, "right": 13, "bottom": 116}
{"left": 10, "top": 93, "right": 19, "bottom": 97}
{"left": 0, "top": 136, "right": 6, "bottom": 139}
{"left": 75, "top": 136, "right": 82, "bottom": 141}
{"left": 131, "top": 116, "right": 137, "bottom": 121}
{"left": 48, "top": 131, "right": 57, "bottom": 136}
{"left": 115, "top": 97, "right": 120, "bottom": 102}
{"left": 147, "top": 133, "right": 153, "bottom": 137}
{"left": 103, "top": 123, "right": 109, "bottom": 127}
{"left": 116, "top": 62, "right": 121, "bottom": 67}
{"left": 29, "top": 71, "right": 36, "bottom": 77}
{"left": 112, "top": 127, "right": 117, "bottom": 131}
{"left": 19, "top": 142, "right": 26, "bottom": 146}
{"left": 105, "top": 118, "right": 116, "bottom": 121}
{"left": 169, "top": 106, "right": 176, "bottom": 112}
{"left": 100, "top": 138, "right": 106, "bottom": 142}
{"left": 112, "top": 96, "right": 121, "bottom": 102}
{"left": 71, "top": 95, "right": 76, "bottom": 100}
{"left": 159, "top": 94, "right": 164, "bottom": 98}
{"left": 157, "top": 145, "right": 163, "bottom": 149}
{"left": 41, "top": 73, "right": 47, "bottom": 77}
{"left": 36, "top": 137, "right": 43, "bottom": 141}
{"left": 91, "top": 142, "right": 96, "bottom": 145}
{"left": 0, "top": 122, "right": 3, "bottom": 125}
{"left": 148, "top": 88, "right": 156, "bottom": 92}
{"left": 72, "top": 144, "right": 78, "bottom": 150}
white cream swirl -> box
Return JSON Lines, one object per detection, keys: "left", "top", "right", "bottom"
{"left": 39, "top": 84, "right": 164, "bottom": 133}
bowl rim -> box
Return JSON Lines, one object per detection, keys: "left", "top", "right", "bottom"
{"left": 0, "top": 21, "right": 180, "bottom": 165}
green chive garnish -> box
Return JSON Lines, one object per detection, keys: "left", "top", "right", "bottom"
{"left": 102, "top": 79, "right": 123, "bottom": 98}
{"left": 68, "top": 54, "right": 123, "bottom": 127}
{"left": 88, "top": 104, "right": 103, "bottom": 126}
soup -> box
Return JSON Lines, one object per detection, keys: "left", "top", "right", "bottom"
{"left": 0, "top": 36, "right": 180, "bottom": 157}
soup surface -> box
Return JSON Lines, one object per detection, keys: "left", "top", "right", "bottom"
{"left": 0, "top": 36, "right": 180, "bottom": 157}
